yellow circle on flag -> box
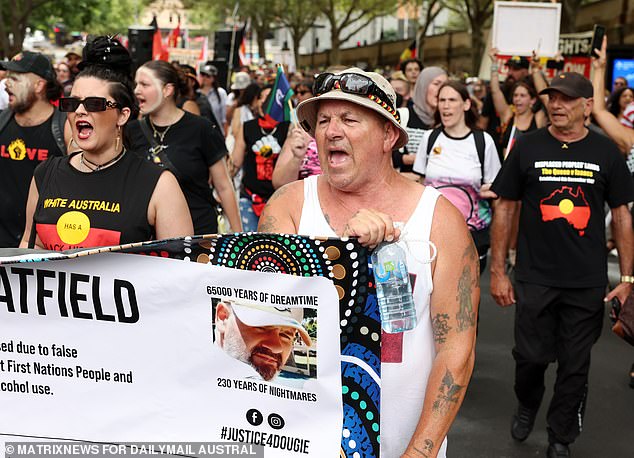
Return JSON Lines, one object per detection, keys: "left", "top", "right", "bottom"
{"left": 559, "top": 199, "right": 574, "bottom": 215}
{"left": 56, "top": 211, "right": 90, "bottom": 245}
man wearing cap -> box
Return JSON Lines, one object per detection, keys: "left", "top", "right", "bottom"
{"left": 214, "top": 300, "right": 311, "bottom": 381}
{"left": 65, "top": 45, "right": 83, "bottom": 78}
{"left": 0, "top": 51, "right": 68, "bottom": 248}
{"left": 258, "top": 68, "right": 479, "bottom": 458}
{"left": 199, "top": 64, "right": 228, "bottom": 135}
{"left": 490, "top": 72, "right": 634, "bottom": 458}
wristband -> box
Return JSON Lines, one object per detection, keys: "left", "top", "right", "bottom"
{"left": 620, "top": 275, "right": 634, "bottom": 284}
{"left": 491, "top": 64, "right": 499, "bottom": 72}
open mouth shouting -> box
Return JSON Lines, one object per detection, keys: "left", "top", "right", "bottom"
{"left": 327, "top": 147, "right": 350, "bottom": 167}
{"left": 76, "top": 120, "right": 94, "bottom": 140}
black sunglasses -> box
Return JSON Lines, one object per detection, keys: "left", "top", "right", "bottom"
{"left": 59, "top": 97, "right": 122, "bottom": 113}
{"left": 313, "top": 72, "right": 398, "bottom": 121}
{"left": 314, "top": 73, "right": 395, "bottom": 108}
{"left": 296, "top": 90, "right": 312, "bottom": 96}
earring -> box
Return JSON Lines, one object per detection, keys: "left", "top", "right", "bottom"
{"left": 67, "top": 137, "right": 74, "bottom": 152}
{"left": 115, "top": 126, "right": 121, "bottom": 152}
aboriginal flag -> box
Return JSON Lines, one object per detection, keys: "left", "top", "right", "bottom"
{"left": 539, "top": 186, "right": 591, "bottom": 236}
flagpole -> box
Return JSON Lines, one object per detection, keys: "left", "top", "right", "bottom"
{"left": 227, "top": 2, "right": 240, "bottom": 89}
{"left": 287, "top": 99, "right": 299, "bottom": 128}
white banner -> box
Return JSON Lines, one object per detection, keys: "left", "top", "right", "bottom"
{"left": 0, "top": 253, "right": 342, "bottom": 457}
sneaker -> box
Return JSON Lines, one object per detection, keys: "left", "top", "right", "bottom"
{"left": 546, "top": 442, "right": 570, "bottom": 458}
{"left": 511, "top": 404, "right": 537, "bottom": 442}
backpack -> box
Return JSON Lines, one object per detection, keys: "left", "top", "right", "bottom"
{"left": 425, "top": 127, "right": 486, "bottom": 183}
{"left": 0, "top": 108, "right": 67, "bottom": 154}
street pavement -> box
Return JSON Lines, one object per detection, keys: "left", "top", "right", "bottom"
{"left": 447, "top": 256, "right": 634, "bottom": 457}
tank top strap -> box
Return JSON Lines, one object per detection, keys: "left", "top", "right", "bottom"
{"left": 404, "top": 185, "right": 440, "bottom": 241}
{"left": 298, "top": 175, "right": 336, "bottom": 237}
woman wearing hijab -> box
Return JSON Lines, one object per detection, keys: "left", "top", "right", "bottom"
{"left": 394, "top": 66, "right": 448, "bottom": 177}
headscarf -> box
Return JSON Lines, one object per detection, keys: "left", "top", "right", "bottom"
{"left": 412, "top": 66, "right": 447, "bottom": 127}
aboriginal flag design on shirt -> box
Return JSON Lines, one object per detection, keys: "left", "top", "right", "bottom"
{"left": 36, "top": 203, "right": 123, "bottom": 251}
{"left": 32, "top": 153, "right": 162, "bottom": 251}
{"left": 539, "top": 186, "right": 591, "bottom": 236}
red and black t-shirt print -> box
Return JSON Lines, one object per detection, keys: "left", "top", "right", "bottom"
{"left": 539, "top": 186, "right": 591, "bottom": 236}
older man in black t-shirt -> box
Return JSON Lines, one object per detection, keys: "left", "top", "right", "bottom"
{"left": 490, "top": 72, "right": 634, "bottom": 458}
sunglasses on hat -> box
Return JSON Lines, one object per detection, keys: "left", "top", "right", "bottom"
{"left": 59, "top": 96, "right": 122, "bottom": 113}
{"left": 313, "top": 73, "right": 394, "bottom": 110}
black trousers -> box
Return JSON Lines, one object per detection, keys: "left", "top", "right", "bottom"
{"left": 513, "top": 281, "right": 605, "bottom": 445}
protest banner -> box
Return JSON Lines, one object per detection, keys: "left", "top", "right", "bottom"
{"left": 486, "top": 31, "right": 594, "bottom": 80}
{"left": 0, "top": 234, "right": 381, "bottom": 458}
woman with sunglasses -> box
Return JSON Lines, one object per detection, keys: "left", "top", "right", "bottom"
{"left": 413, "top": 81, "right": 501, "bottom": 271}
{"left": 20, "top": 36, "right": 193, "bottom": 250}
{"left": 127, "top": 60, "right": 242, "bottom": 235}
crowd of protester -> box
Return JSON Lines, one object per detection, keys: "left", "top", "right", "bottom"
{"left": 1, "top": 32, "right": 633, "bottom": 458}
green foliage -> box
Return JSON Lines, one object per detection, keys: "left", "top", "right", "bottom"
{"left": 31, "top": 0, "right": 151, "bottom": 35}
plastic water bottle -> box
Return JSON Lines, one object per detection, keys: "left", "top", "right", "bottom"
{"left": 371, "top": 239, "right": 417, "bottom": 333}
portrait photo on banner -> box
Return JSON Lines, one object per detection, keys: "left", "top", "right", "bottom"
{"left": 211, "top": 297, "right": 317, "bottom": 388}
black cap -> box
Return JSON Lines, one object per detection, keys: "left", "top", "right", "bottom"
{"left": 0, "top": 51, "right": 55, "bottom": 81}
{"left": 505, "top": 56, "right": 530, "bottom": 69}
{"left": 539, "top": 72, "right": 593, "bottom": 99}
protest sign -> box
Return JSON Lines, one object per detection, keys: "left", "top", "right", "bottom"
{"left": 492, "top": 1, "right": 561, "bottom": 57}
{"left": 486, "top": 32, "right": 593, "bottom": 80}
{"left": 0, "top": 234, "right": 381, "bottom": 458}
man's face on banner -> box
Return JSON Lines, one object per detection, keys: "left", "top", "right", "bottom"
{"left": 218, "top": 303, "right": 296, "bottom": 381}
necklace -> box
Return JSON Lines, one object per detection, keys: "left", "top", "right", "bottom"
{"left": 80, "top": 149, "right": 126, "bottom": 172}
{"left": 149, "top": 118, "right": 172, "bottom": 143}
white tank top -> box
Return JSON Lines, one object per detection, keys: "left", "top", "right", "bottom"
{"left": 298, "top": 175, "right": 446, "bottom": 458}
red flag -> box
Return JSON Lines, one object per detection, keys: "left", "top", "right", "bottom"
{"left": 198, "top": 36, "right": 208, "bottom": 63}
{"left": 153, "top": 30, "right": 169, "bottom": 60}
{"left": 150, "top": 15, "right": 169, "bottom": 61}
{"left": 168, "top": 23, "right": 180, "bottom": 48}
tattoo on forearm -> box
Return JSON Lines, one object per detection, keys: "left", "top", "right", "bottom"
{"left": 456, "top": 247, "right": 477, "bottom": 332}
{"left": 432, "top": 369, "right": 464, "bottom": 415}
{"left": 413, "top": 439, "right": 434, "bottom": 457}
{"left": 258, "top": 215, "right": 278, "bottom": 233}
{"left": 432, "top": 313, "right": 451, "bottom": 344}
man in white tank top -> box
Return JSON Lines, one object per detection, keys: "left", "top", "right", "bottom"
{"left": 257, "top": 68, "right": 479, "bottom": 458}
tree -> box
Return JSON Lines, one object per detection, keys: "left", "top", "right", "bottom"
{"left": 316, "top": 0, "right": 398, "bottom": 65}
{"left": 0, "top": 0, "right": 55, "bottom": 58}
{"left": 442, "top": 0, "right": 493, "bottom": 74}
{"left": 199, "top": 0, "right": 283, "bottom": 63}
{"left": 410, "top": 0, "right": 443, "bottom": 61}
{"left": 0, "top": 0, "right": 151, "bottom": 59}
{"left": 276, "top": 0, "right": 321, "bottom": 67}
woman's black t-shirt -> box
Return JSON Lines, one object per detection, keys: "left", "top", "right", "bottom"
{"left": 126, "top": 111, "right": 227, "bottom": 235}
{"left": 33, "top": 151, "right": 162, "bottom": 250}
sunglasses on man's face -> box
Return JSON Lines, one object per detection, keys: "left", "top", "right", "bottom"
{"left": 296, "top": 90, "right": 312, "bottom": 96}
{"left": 59, "top": 97, "right": 122, "bottom": 113}
{"left": 313, "top": 73, "right": 394, "bottom": 110}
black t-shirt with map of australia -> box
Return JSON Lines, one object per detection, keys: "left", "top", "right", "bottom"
{"left": 492, "top": 127, "right": 634, "bottom": 288}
